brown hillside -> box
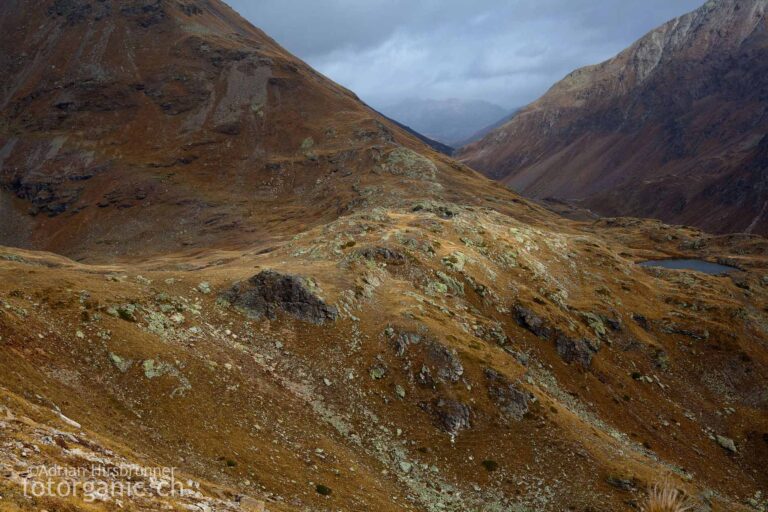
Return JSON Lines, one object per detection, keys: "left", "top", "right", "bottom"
{"left": 0, "top": 0, "right": 522, "bottom": 261}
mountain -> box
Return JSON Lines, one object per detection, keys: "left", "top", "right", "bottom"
{"left": 458, "top": 0, "right": 768, "bottom": 236}
{"left": 1, "top": 2, "right": 768, "bottom": 512}
{"left": 375, "top": 109, "right": 455, "bottom": 155}
{"left": 0, "top": 0, "right": 491, "bottom": 261}
{"left": 381, "top": 98, "right": 510, "bottom": 147}
{"left": 453, "top": 109, "right": 519, "bottom": 148}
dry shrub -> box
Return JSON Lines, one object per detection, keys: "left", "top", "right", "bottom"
{"left": 641, "top": 479, "right": 695, "bottom": 512}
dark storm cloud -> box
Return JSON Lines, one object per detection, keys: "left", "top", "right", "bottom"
{"left": 228, "top": 0, "right": 704, "bottom": 109}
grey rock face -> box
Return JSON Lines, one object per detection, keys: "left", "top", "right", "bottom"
{"left": 555, "top": 334, "right": 597, "bottom": 368}
{"left": 485, "top": 369, "right": 531, "bottom": 421}
{"left": 356, "top": 246, "right": 407, "bottom": 265}
{"left": 514, "top": 305, "right": 552, "bottom": 339}
{"left": 48, "top": 0, "right": 108, "bottom": 25}
{"left": 430, "top": 399, "right": 471, "bottom": 435}
{"left": 514, "top": 304, "right": 599, "bottom": 367}
{"left": 220, "top": 270, "right": 338, "bottom": 324}
{"left": 388, "top": 329, "right": 422, "bottom": 357}
{"left": 426, "top": 342, "right": 464, "bottom": 384}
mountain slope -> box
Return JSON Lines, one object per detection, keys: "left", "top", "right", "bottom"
{"left": 0, "top": 0, "right": 506, "bottom": 261}
{"left": 458, "top": 0, "right": 768, "bottom": 235}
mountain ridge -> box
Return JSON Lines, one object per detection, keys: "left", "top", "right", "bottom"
{"left": 0, "top": 0, "right": 522, "bottom": 261}
{"left": 458, "top": 0, "right": 768, "bottom": 235}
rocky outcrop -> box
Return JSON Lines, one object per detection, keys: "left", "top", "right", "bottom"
{"left": 387, "top": 328, "right": 423, "bottom": 357}
{"left": 220, "top": 271, "right": 338, "bottom": 324}
{"left": 423, "top": 399, "right": 472, "bottom": 436}
{"left": 555, "top": 334, "right": 598, "bottom": 368}
{"left": 425, "top": 342, "right": 464, "bottom": 384}
{"left": 514, "top": 305, "right": 553, "bottom": 339}
{"left": 384, "top": 147, "right": 438, "bottom": 181}
{"left": 386, "top": 327, "right": 464, "bottom": 385}
{"left": 485, "top": 369, "right": 531, "bottom": 421}
{"left": 356, "top": 246, "right": 407, "bottom": 265}
{"left": 46, "top": 0, "right": 170, "bottom": 27}
{"left": 514, "top": 304, "right": 599, "bottom": 367}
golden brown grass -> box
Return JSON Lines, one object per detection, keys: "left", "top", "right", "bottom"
{"left": 641, "top": 480, "right": 695, "bottom": 512}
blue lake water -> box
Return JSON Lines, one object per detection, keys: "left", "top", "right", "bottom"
{"left": 638, "top": 259, "right": 738, "bottom": 275}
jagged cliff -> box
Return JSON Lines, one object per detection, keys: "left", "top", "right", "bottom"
{"left": 459, "top": 0, "right": 768, "bottom": 235}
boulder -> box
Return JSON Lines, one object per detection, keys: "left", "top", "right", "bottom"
{"left": 430, "top": 399, "right": 471, "bottom": 435}
{"left": 485, "top": 369, "right": 531, "bottom": 421}
{"left": 442, "top": 252, "right": 467, "bottom": 272}
{"left": 514, "top": 304, "right": 600, "bottom": 367}
{"left": 555, "top": 333, "right": 597, "bottom": 367}
{"left": 581, "top": 312, "right": 607, "bottom": 337}
{"left": 219, "top": 270, "right": 338, "bottom": 324}
{"left": 632, "top": 314, "right": 651, "bottom": 331}
{"left": 716, "top": 435, "right": 737, "bottom": 453}
{"left": 426, "top": 342, "right": 464, "bottom": 383}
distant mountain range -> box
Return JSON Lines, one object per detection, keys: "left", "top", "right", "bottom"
{"left": 381, "top": 98, "right": 512, "bottom": 147}
{"left": 453, "top": 109, "right": 519, "bottom": 148}
{"left": 459, "top": 0, "right": 768, "bottom": 235}
{"left": 373, "top": 109, "right": 455, "bottom": 155}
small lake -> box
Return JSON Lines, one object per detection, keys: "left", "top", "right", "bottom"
{"left": 638, "top": 259, "right": 738, "bottom": 275}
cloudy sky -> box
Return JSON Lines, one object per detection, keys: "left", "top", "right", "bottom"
{"left": 228, "top": 0, "right": 704, "bottom": 110}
